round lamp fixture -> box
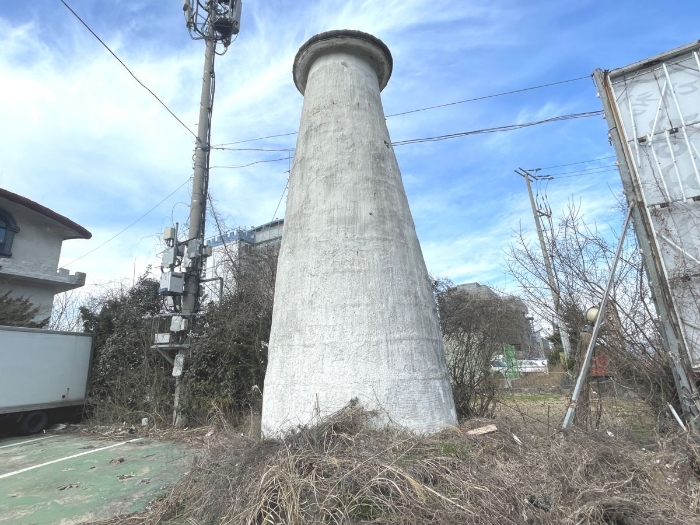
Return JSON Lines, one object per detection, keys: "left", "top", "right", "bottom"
{"left": 585, "top": 306, "right": 600, "bottom": 324}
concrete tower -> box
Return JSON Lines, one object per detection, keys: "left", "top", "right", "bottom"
{"left": 261, "top": 30, "right": 457, "bottom": 435}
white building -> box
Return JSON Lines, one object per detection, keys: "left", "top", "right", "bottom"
{"left": 203, "top": 219, "right": 283, "bottom": 295}
{"left": 0, "top": 189, "right": 91, "bottom": 321}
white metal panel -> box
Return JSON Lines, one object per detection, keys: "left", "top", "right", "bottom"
{"left": 608, "top": 46, "right": 700, "bottom": 367}
{"left": 0, "top": 327, "right": 92, "bottom": 414}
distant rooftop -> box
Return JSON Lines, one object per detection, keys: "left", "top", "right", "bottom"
{"left": 205, "top": 219, "right": 283, "bottom": 247}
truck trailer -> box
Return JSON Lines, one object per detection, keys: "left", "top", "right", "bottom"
{"left": 0, "top": 325, "right": 93, "bottom": 434}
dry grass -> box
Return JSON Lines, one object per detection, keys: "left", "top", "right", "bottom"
{"left": 92, "top": 401, "right": 700, "bottom": 525}
{"left": 497, "top": 386, "right": 661, "bottom": 444}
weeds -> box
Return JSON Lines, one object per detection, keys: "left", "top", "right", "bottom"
{"left": 98, "top": 403, "right": 700, "bottom": 525}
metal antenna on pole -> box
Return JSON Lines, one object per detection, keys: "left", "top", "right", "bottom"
{"left": 152, "top": 1, "right": 242, "bottom": 427}
{"left": 516, "top": 167, "right": 573, "bottom": 364}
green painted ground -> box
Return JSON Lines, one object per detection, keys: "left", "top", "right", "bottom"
{"left": 0, "top": 433, "right": 192, "bottom": 525}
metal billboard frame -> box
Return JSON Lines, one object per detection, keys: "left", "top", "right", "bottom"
{"left": 594, "top": 40, "right": 700, "bottom": 428}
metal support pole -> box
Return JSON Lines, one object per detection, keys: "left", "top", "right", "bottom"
{"left": 517, "top": 168, "right": 572, "bottom": 363}
{"left": 562, "top": 205, "right": 634, "bottom": 429}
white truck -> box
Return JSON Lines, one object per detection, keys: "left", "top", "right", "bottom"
{"left": 0, "top": 325, "right": 93, "bottom": 434}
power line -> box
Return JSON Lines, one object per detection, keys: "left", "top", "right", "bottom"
{"left": 385, "top": 75, "right": 591, "bottom": 118}
{"left": 391, "top": 111, "right": 603, "bottom": 146}
{"left": 209, "top": 157, "right": 290, "bottom": 169}
{"left": 208, "top": 111, "right": 605, "bottom": 170}
{"left": 211, "top": 147, "right": 295, "bottom": 152}
{"left": 534, "top": 156, "right": 617, "bottom": 170}
{"left": 534, "top": 166, "right": 618, "bottom": 180}
{"left": 59, "top": 69, "right": 603, "bottom": 272}
{"left": 62, "top": 178, "right": 192, "bottom": 267}
{"left": 549, "top": 167, "right": 618, "bottom": 179}
{"left": 213, "top": 132, "right": 298, "bottom": 148}
{"left": 547, "top": 165, "right": 618, "bottom": 177}
{"left": 212, "top": 75, "right": 595, "bottom": 147}
{"left": 269, "top": 152, "right": 292, "bottom": 223}
{"left": 59, "top": 0, "right": 197, "bottom": 139}
{"left": 271, "top": 180, "right": 289, "bottom": 222}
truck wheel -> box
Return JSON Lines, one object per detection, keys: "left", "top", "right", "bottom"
{"left": 19, "top": 411, "right": 49, "bottom": 435}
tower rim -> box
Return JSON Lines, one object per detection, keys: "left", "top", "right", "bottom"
{"left": 293, "top": 29, "right": 393, "bottom": 95}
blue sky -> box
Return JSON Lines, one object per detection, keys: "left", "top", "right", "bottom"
{"left": 0, "top": 0, "right": 698, "bottom": 298}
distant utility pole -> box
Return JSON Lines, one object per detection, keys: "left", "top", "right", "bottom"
{"left": 515, "top": 167, "right": 572, "bottom": 363}
{"left": 152, "top": 0, "right": 242, "bottom": 427}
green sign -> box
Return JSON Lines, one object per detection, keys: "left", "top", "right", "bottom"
{"left": 503, "top": 344, "right": 518, "bottom": 379}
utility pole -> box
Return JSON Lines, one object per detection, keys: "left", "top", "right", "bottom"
{"left": 181, "top": 21, "right": 215, "bottom": 318}
{"left": 152, "top": 1, "right": 242, "bottom": 427}
{"left": 516, "top": 167, "right": 572, "bottom": 363}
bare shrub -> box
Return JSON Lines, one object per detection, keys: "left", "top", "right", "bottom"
{"left": 183, "top": 241, "right": 278, "bottom": 423}
{"left": 507, "top": 201, "right": 682, "bottom": 422}
{"left": 80, "top": 273, "right": 174, "bottom": 425}
{"left": 49, "top": 289, "right": 83, "bottom": 331}
{"left": 437, "top": 283, "right": 528, "bottom": 419}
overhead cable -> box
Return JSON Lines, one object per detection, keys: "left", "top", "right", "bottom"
{"left": 549, "top": 167, "right": 619, "bottom": 179}
{"left": 211, "top": 147, "right": 296, "bottom": 152}
{"left": 385, "top": 75, "right": 591, "bottom": 118}
{"left": 214, "top": 132, "right": 298, "bottom": 148}
{"left": 271, "top": 180, "right": 289, "bottom": 222}
{"left": 62, "top": 178, "right": 192, "bottom": 267}
{"left": 60, "top": 0, "right": 197, "bottom": 139}
{"left": 534, "top": 155, "right": 617, "bottom": 171}
{"left": 547, "top": 164, "right": 618, "bottom": 177}
{"left": 209, "top": 157, "right": 290, "bottom": 169}
{"left": 391, "top": 111, "right": 603, "bottom": 146}
{"left": 210, "top": 111, "right": 605, "bottom": 169}
{"left": 213, "top": 75, "right": 594, "bottom": 147}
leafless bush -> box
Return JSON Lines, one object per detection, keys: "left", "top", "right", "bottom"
{"left": 80, "top": 273, "right": 174, "bottom": 425}
{"left": 183, "top": 240, "right": 278, "bottom": 423}
{"left": 507, "top": 201, "right": 680, "bottom": 420}
{"left": 437, "top": 283, "right": 528, "bottom": 419}
{"left": 49, "top": 289, "right": 83, "bottom": 331}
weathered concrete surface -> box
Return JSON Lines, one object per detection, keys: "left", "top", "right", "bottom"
{"left": 0, "top": 433, "right": 191, "bottom": 524}
{"left": 262, "top": 30, "right": 457, "bottom": 435}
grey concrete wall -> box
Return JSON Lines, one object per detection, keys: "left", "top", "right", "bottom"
{"left": 0, "top": 198, "right": 86, "bottom": 320}
{"left": 1, "top": 199, "right": 64, "bottom": 275}
{"left": 261, "top": 32, "right": 457, "bottom": 435}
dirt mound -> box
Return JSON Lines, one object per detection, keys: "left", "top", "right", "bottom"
{"left": 98, "top": 403, "right": 700, "bottom": 524}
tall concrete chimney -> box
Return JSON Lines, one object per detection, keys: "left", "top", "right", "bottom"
{"left": 261, "top": 30, "right": 457, "bottom": 435}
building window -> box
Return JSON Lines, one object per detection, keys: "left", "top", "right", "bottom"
{"left": 0, "top": 209, "right": 19, "bottom": 257}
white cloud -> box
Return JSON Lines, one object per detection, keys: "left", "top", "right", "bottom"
{"left": 0, "top": 0, "right": 696, "bottom": 303}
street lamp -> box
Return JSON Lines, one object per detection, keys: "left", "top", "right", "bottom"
{"left": 585, "top": 306, "right": 600, "bottom": 326}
